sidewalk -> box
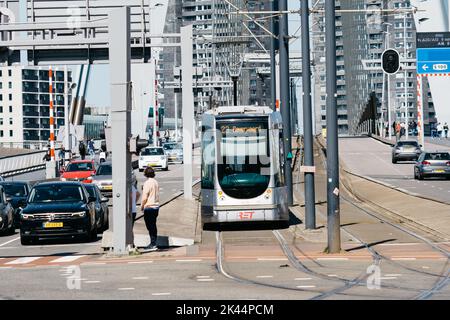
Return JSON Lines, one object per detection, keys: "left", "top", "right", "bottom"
{"left": 102, "top": 184, "right": 202, "bottom": 251}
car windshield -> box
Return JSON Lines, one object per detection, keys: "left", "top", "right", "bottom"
{"left": 1, "top": 184, "right": 27, "bottom": 197}
{"left": 163, "top": 144, "right": 181, "bottom": 150}
{"left": 66, "top": 162, "right": 94, "bottom": 172}
{"left": 84, "top": 185, "right": 97, "bottom": 199}
{"left": 29, "top": 185, "right": 85, "bottom": 203}
{"left": 424, "top": 153, "right": 450, "bottom": 161}
{"left": 397, "top": 141, "right": 418, "bottom": 147}
{"left": 96, "top": 164, "right": 112, "bottom": 175}
{"left": 141, "top": 148, "right": 164, "bottom": 156}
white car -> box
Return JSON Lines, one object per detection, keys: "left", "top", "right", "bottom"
{"left": 139, "top": 147, "right": 168, "bottom": 171}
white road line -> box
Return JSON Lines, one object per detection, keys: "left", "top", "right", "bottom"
{"left": 196, "top": 276, "right": 211, "bottom": 279}
{"left": 197, "top": 279, "right": 215, "bottom": 282}
{"left": 327, "top": 274, "right": 338, "bottom": 277}
{"left": 379, "top": 243, "right": 419, "bottom": 246}
{"left": 84, "top": 281, "right": 101, "bottom": 284}
{"left": 152, "top": 292, "right": 171, "bottom": 296}
{"left": 316, "top": 257, "right": 349, "bottom": 261}
{"left": 82, "top": 262, "right": 106, "bottom": 266}
{"left": 175, "top": 259, "right": 202, "bottom": 262}
{"left": 295, "top": 277, "right": 313, "bottom": 281}
{"left": 391, "top": 257, "right": 416, "bottom": 261}
{"left": 296, "top": 285, "right": 316, "bottom": 288}
{"left": 256, "top": 275, "right": 274, "bottom": 278}
{"left": 128, "top": 261, "right": 153, "bottom": 264}
{"left": 422, "top": 266, "right": 430, "bottom": 269}
{"left": 5, "top": 257, "right": 41, "bottom": 265}
{"left": 385, "top": 274, "right": 402, "bottom": 277}
{"left": 50, "top": 255, "right": 86, "bottom": 263}
{"left": 257, "top": 258, "right": 289, "bottom": 261}
{"left": 118, "top": 288, "right": 135, "bottom": 291}
{"left": 132, "top": 277, "right": 149, "bottom": 280}
{"left": 0, "top": 237, "right": 20, "bottom": 247}
{"left": 380, "top": 277, "right": 397, "bottom": 280}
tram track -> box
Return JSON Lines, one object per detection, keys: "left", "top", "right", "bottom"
{"left": 313, "top": 137, "right": 450, "bottom": 299}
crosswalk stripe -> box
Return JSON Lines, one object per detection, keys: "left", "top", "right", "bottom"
{"left": 50, "top": 255, "right": 86, "bottom": 263}
{"left": 5, "top": 257, "right": 41, "bottom": 265}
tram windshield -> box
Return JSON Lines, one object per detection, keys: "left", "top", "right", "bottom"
{"left": 217, "top": 118, "right": 270, "bottom": 199}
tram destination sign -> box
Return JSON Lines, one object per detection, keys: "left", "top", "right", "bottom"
{"left": 417, "top": 32, "right": 450, "bottom": 75}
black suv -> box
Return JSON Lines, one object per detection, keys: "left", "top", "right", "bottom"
{"left": 19, "top": 182, "right": 97, "bottom": 245}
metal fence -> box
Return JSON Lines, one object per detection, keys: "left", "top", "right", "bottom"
{"left": 0, "top": 150, "right": 51, "bottom": 177}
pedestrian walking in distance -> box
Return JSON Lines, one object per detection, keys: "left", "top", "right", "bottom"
{"left": 444, "top": 122, "right": 449, "bottom": 139}
{"left": 140, "top": 167, "right": 160, "bottom": 251}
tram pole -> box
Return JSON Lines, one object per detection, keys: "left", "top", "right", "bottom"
{"left": 270, "top": 0, "right": 279, "bottom": 110}
{"left": 301, "top": 0, "right": 316, "bottom": 230}
{"left": 325, "top": 0, "right": 341, "bottom": 253}
{"left": 279, "top": 0, "right": 293, "bottom": 206}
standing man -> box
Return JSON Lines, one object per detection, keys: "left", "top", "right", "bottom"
{"left": 437, "top": 122, "right": 443, "bottom": 139}
{"left": 444, "top": 122, "right": 449, "bottom": 139}
{"left": 395, "top": 122, "right": 401, "bottom": 141}
{"left": 79, "top": 141, "right": 86, "bottom": 160}
{"left": 140, "top": 167, "right": 160, "bottom": 251}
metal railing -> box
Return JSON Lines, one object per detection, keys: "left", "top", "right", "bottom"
{"left": 0, "top": 150, "right": 49, "bottom": 177}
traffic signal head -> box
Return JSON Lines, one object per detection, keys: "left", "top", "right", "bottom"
{"left": 382, "top": 49, "right": 400, "bottom": 74}
{"left": 129, "top": 135, "right": 149, "bottom": 154}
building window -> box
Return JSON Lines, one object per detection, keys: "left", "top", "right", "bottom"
{"left": 0, "top": 106, "right": 2, "bottom": 113}
{"left": 9, "top": 106, "right": 12, "bottom": 113}
{"left": 8, "top": 70, "right": 12, "bottom": 77}
{"left": 9, "top": 130, "right": 13, "bottom": 137}
{"left": 0, "top": 94, "right": 2, "bottom": 101}
{"left": 8, "top": 94, "right": 12, "bottom": 101}
{"left": 0, "top": 130, "right": 3, "bottom": 137}
{"left": 8, "top": 82, "right": 12, "bottom": 89}
{"left": 9, "top": 118, "right": 12, "bottom": 125}
{"left": 0, "top": 118, "right": 3, "bottom": 125}
{"left": 0, "top": 83, "right": 2, "bottom": 89}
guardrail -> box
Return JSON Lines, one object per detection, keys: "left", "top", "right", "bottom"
{"left": 0, "top": 150, "right": 49, "bottom": 177}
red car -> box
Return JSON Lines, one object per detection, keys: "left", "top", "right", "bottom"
{"left": 61, "top": 160, "right": 96, "bottom": 182}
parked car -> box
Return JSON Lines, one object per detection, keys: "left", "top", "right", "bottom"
{"left": 61, "top": 160, "right": 96, "bottom": 182}
{"left": 392, "top": 140, "right": 422, "bottom": 163}
{"left": 414, "top": 152, "right": 450, "bottom": 180}
{"left": 0, "top": 185, "right": 14, "bottom": 235}
{"left": 89, "top": 161, "right": 136, "bottom": 197}
{"left": 0, "top": 181, "right": 31, "bottom": 228}
{"left": 19, "top": 182, "right": 97, "bottom": 245}
{"left": 139, "top": 147, "right": 168, "bottom": 171}
{"left": 163, "top": 143, "right": 184, "bottom": 164}
{"left": 83, "top": 183, "right": 109, "bottom": 232}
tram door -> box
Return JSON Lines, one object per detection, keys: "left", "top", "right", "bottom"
{"left": 201, "top": 114, "right": 216, "bottom": 215}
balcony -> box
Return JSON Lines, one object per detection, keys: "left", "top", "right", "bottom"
{"left": 23, "top": 123, "right": 40, "bottom": 129}
{"left": 23, "top": 111, "right": 39, "bottom": 117}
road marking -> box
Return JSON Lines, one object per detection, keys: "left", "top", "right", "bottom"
{"left": 316, "top": 257, "right": 349, "bottom": 261}
{"left": 0, "top": 266, "right": 12, "bottom": 269}
{"left": 152, "top": 292, "right": 171, "bottom": 296}
{"left": 175, "top": 259, "right": 202, "bottom": 262}
{"left": 128, "top": 261, "right": 153, "bottom": 264}
{"left": 50, "top": 255, "right": 86, "bottom": 263}
{"left": 422, "top": 266, "right": 430, "bottom": 269}
{"left": 380, "top": 277, "right": 397, "bottom": 280}
{"left": 385, "top": 274, "right": 402, "bottom": 277}
{"left": 256, "top": 275, "right": 274, "bottom": 279}
{"left": 5, "top": 257, "right": 41, "bottom": 265}
{"left": 197, "top": 278, "right": 215, "bottom": 282}
{"left": 84, "top": 281, "right": 101, "bottom": 284}
{"left": 295, "top": 278, "right": 313, "bottom": 281}
{"left": 327, "top": 274, "right": 338, "bottom": 277}
{"left": 0, "top": 237, "right": 20, "bottom": 247}
{"left": 296, "top": 285, "right": 316, "bottom": 288}
{"left": 391, "top": 257, "right": 416, "bottom": 261}
{"left": 132, "top": 277, "right": 149, "bottom": 280}
{"left": 196, "top": 276, "right": 210, "bottom": 279}
{"left": 379, "top": 243, "right": 419, "bottom": 246}
{"left": 118, "top": 288, "right": 135, "bottom": 291}
{"left": 257, "top": 258, "right": 289, "bottom": 261}
{"left": 82, "top": 262, "right": 107, "bottom": 266}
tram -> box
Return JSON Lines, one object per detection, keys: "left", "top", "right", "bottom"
{"left": 201, "top": 106, "right": 290, "bottom": 230}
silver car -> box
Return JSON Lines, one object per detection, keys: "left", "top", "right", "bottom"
{"left": 414, "top": 152, "right": 450, "bottom": 180}
{"left": 163, "top": 143, "right": 184, "bottom": 163}
{"left": 392, "top": 140, "right": 422, "bottom": 163}
{"left": 90, "top": 161, "right": 136, "bottom": 197}
{"left": 0, "top": 185, "right": 14, "bottom": 235}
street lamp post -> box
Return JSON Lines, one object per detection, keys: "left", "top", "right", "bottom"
{"left": 403, "top": 12, "right": 409, "bottom": 139}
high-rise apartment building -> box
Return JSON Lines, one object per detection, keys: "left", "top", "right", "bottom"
{"left": 0, "top": 66, "right": 71, "bottom": 147}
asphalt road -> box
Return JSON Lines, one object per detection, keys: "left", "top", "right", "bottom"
{"left": 339, "top": 137, "right": 450, "bottom": 203}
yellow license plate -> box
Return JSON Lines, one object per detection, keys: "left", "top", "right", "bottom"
{"left": 43, "top": 222, "right": 63, "bottom": 228}
{"left": 149, "top": 163, "right": 158, "bottom": 166}
{"left": 434, "top": 170, "right": 445, "bottom": 173}
{"left": 103, "top": 186, "right": 112, "bottom": 190}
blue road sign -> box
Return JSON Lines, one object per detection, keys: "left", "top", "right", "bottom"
{"left": 417, "top": 48, "right": 450, "bottom": 74}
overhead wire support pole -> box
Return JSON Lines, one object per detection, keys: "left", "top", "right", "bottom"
{"left": 270, "top": 0, "right": 279, "bottom": 110}
{"left": 279, "top": 0, "right": 293, "bottom": 206}
{"left": 325, "top": 0, "right": 341, "bottom": 253}
{"left": 301, "top": 0, "right": 316, "bottom": 230}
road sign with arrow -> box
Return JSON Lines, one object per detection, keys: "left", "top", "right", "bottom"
{"left": 417, "top": 33, "right": 450, "bottom": 75}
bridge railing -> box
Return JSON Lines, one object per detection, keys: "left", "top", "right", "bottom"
{"left": 0, "top": 150, "right": 48, "bottom": 177}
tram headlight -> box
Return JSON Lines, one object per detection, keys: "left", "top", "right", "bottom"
{"left": 264, "top": 189, "right": 272, "bottom": 200}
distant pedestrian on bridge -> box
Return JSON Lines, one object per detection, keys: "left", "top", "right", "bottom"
{"left": 140, "top": 167, "right": 160, "bottom": 251}
{"left": 395, "top": 122, "right": 401, "bottom": 141}
{"left": 79, "top": 141, "right": 86, "bottom": 160}
{"left": 444, "top": 123, "right": 449, "bottom": 139}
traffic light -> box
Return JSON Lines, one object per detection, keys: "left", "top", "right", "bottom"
{"left": 382, "top": 49, "right": 400, "bottom": 74}
{"left": 129, "top": 135, "right": 149, "bottom": 154}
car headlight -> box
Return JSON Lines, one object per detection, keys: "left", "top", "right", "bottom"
{"left": 71, "top": 211, "right": 86, "bottom": 217}
{"left": 61, "top": 177, "right": 67, "bottom": 181}
{"left": 0, "top": 216, "right": 3, "bottom": 222}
